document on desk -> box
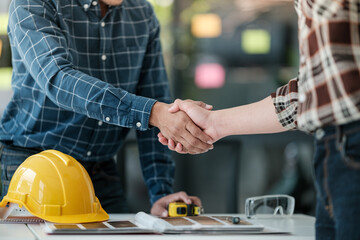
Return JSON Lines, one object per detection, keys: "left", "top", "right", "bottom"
{"left": 43, "top": 212, "right": 290, "bottom": 235}
{"left": 42, "top": 220, "right": 153, "bottom": 234}
{"left": 134, "top": 212, "right": 266, "bottom": 234}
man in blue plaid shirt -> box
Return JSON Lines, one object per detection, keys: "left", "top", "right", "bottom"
{"left": 0, "top": 0, "right": 213, "bottom": 216}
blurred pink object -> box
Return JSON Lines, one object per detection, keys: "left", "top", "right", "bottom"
{"left": 195, "top": 63, "right": 225, "bottom": 89}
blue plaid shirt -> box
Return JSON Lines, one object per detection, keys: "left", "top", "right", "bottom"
{"left": 0, "top": 0, "right": 174, "bottom": 204}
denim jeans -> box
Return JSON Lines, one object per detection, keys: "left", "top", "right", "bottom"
{"left": 313, "top": 120, "right": 360, "bottom": 240}
{"left": 0, "top": 142, "right": 127, "bottom": 213}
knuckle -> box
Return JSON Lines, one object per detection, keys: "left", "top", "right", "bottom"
{"left": 179, "top": 191, "right": 186, "bottom": 197}
{"left": 173, "top": 129, "right": 181, "bottom": 136}
{"left": 172, "top": 124, "right": 181, "bottom": 132}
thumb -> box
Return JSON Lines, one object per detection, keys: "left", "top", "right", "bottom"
{"left": 205, "top": 104, "right": 213, "bottom": 110}
{"left": 187, "top": 100, "right": 213, "bottom": 110}
{"left": 168, "top": 104, "right": 179, "bottom": 113}
{"left": 168, "top": 99, "right": 183, "bottom": 112}
{"left": 185, "top": 100, "right": 213, "bottom": 110}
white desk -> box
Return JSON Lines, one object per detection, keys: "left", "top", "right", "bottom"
{"left": 0, "top": 223, "right": 36, "bottom": 240}
{"left": 23, "top": 214, "right": 315, "bottom": 240}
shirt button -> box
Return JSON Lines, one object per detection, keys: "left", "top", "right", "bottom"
{"left": 98, "top": 121, "right": 103, "bottom": 126}
{"left": 300, "top": 55, "right": 306, "bottom": 64}
{"left": 136, "top": 122, "right": 142, "bottom": 128}
{"left": 83, "top": 3, "right": 89, "bottom": 10}
{"left": 92, "top": 1, "right": 98, "bottom": 6}
{"left": 87, "top": 151, "right": 92, "bottom": 156}
{"left": 299, "top": 93, "right": 306, "bottom": 103}
{"left": 105, "top": 116, "right": 111, "bottom": 122}
{"left": 101, "top": 22, "right": 105, "bottom": 27}
{"left": 101, "top": 55, "right": 107, "bottom": 61}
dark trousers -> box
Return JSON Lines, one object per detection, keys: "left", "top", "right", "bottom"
{"left": 313, "top": 120, "right": 360, "bottom": 240}
{"left": 0, "top": 143, "right": 127, "bottom": 213}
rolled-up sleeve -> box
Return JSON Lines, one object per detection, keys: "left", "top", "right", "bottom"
{"left": 270, "top": 78, "right": 299, "bottom": 130}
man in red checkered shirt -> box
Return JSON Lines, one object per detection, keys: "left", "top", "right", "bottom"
{"left": 159, "top": 0, "right": 360, "bottom": 239}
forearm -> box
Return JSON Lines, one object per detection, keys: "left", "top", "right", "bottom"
{"left": 214, "top": 96, "right": 288, "bottom": 138}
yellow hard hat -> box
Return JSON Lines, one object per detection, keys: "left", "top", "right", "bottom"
{"left": 0, "top": 150, "right": 109, "bottom": 223}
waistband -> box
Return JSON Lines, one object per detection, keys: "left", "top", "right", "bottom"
{"left": 0, "top": 142, "right": 114, "bottom": 165}
{"left": 313, "top": 119, "right": 360, "bottom": 142}
{"left": 0, "top": 141, "right": 43, "bottom": 156}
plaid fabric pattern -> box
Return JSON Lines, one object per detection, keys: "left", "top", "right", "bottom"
{"left": 0, "top": 0, "right": 174, "bottom": 204}
{"left": 271, "top": 0, "right": 360, "bottom": 132}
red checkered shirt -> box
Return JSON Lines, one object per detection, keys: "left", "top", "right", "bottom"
{"left": 271, "top": 0, "right": 360, "bottom": 132}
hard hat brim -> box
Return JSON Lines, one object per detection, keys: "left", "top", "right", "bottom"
{"left": 0, "top": 197, "right": 109, "bottom": 223}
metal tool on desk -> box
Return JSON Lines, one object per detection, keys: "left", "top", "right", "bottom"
{"left": 167, "top": 202, "right": 204, "bottom": 217}
{"left": 224, "top": 216, "right": 241, "bottom": 224}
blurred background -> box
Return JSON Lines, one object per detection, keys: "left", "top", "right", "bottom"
{"left": 0, "top": 0, "right": 316, "bottom": 216}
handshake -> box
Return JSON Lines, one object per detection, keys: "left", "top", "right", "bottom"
{"left": 149, "top": 99, "right": 222, "bottom": 154}
{"left": 149, "top": 96, "right": 285, "bottom": 154}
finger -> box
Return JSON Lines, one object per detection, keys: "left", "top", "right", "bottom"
{"left": 168, "top": 139, "right": 179, "bottom": 152}
{"left": 158, "top": 133, "right": 168, "bottom": 145}
{"left": 161, "top": 210, "right": 168, "bottom": 217}
{"left": 186, "top": 122, "right": 214, "bottom": 145}
{"left": 172, "top": 126, "right": 210, "bottom": 154}
{"left": 151, "top": 204, "right": 167, "bottom": 217}
{"left": 171, "top": 142, "right": 188, "bottom": 153}
{"left": 205, "top": 104, "right": 213, "bottom": 110}
{"left": 189, "top": 196, "right": 202, "bottom": 207}
{"left": 175, "top": 144, "right": 188, "bottom": 154}
{"left": 184, "top": 123, "right": 213, "bottom": 151}
{"left": 157, "top": 133, "right": 180, "bottom": 151}
{"left": 158, "top": 133, "right": 168, "bottom": 143}
{"left": 179, "top": 123, "right": 212, "bottom": 153}
{"left": 168, "top": 138, "right": 176, "bottom": 149}
{"left": 185, "top": 100, "right": 213, "bottom": 110}
{"left": 167, "top": 192, "right": 192, "bottom": 204}
{"left": 158, "top": 136, "right": 169, "bottom": 146}
{"left": 178, "top": 133, "right": 209, "bottom": 154}
{"left": 175, "top": 143, "right": 184, "bottom": 153}
{"left": 174, "top": 141, "right": 191, "bottom": 154}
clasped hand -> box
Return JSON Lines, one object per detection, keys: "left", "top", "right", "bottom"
{"left": 155, "top": 99, "right": 221, "bottom": 154}
{"left": 150, "top": 100, "right": 216, "bottom": 154}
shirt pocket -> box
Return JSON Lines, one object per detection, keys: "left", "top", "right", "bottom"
{"left": 341, "top": 130, "right": 360, "bottom": 170}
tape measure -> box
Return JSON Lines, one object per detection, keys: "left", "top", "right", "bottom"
{"left": 167, "top": 202, "right": 204, "bottom": 217}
